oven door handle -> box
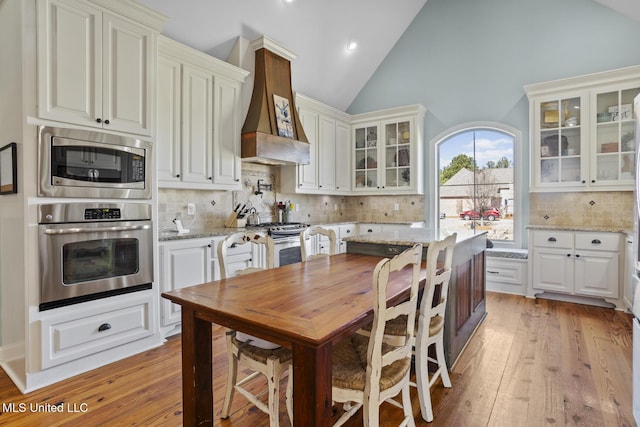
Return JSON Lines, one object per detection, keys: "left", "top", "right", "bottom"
{"left": 44, "top": 224, "right": 152, "bottom": 235}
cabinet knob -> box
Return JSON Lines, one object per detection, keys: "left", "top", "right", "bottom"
{"left": 96, "top": 118, "right": 102, "bottom": 123}
{"left": 575, "top": 254, "right": 580, "bottom": 258}
{"left": 591, "top": 239, "right": 601, "bottom": 244}
{"left": 98, "top": 323, "right": 112, "bottom": 332}
{"left": 548, "top": 237, "right": 557, "bottom": 242}
{"left": 104, "top": 119, "right": 110, "bottom": 125}
{"left": 567, "top": 253, "right": 571, "bottom": 257}
{"left": 207, "top": 244, "right": 211, "bottom": 248}
{"left": 176, "top": 174, "right": 181, "bottom": 178}
{"left": 208, "top": 177, "right": 213, "bottom": 180}
{"left": 581, "top": 180, "right": 586, "bottom": 184}
{"left": 235, "top": 179, "right": 240, "bottom": 182}
{"left": 591, "top": 180, "right": 596, "bottom": 183}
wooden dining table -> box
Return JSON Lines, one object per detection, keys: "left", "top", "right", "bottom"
{"left": 162, "top": 252, "right": 427, "bottom": 426}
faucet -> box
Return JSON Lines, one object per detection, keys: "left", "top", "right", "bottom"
{"left": 255, "top": 179, "right": 273, "bottom": 196}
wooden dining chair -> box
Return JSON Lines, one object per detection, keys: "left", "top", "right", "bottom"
{"left": 300, "top": 225, "right": 336, "bottom": 260}
{"left": 331, "top": 243, "right": 422, "bottom": 427}
{"left": 373, "top": 233, "right": 457, "bottom": 422}
{"left": 218, "top": 231, "right": 293, "bottom": 427}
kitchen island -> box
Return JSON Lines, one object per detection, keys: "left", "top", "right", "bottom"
{"left": 343, "top": 229, "right": 487, "bottom": 367}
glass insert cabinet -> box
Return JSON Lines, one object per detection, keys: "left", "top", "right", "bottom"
{"left": 352, "top": 104, "right": 425, "bottom": 195}
{"left": 525, "top": 66, "right": 640, "bottom": 192}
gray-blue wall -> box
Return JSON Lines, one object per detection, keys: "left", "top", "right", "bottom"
{"left": 348, "top": 0, "right": 640, "bottom": 140}
{"left": 347, "top": 0, "right": 640, "bottom": 239}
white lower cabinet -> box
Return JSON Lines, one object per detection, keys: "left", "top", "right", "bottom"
{"left": 159, "top": 238, "right": 213, "bottom": 330}
{"left": 159, "top": 236, "right": 260, "bottom": 333}
{"left": 529, "top": 229, "right": 622, "bottom": 307}
{"left": 40, "top": 292, "right": 153, "bottom": 369}
{"left": 486, "top": 256, "right": 528, "bottom": 295}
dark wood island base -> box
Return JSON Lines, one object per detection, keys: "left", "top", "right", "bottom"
{"left": 345, "top": 230, "right": 487, "bottom": 366}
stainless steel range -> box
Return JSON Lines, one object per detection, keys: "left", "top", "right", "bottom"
{"left": 247, "top": 222, "right": 307, "bottom": 267}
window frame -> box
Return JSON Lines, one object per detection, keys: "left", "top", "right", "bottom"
{"left": 427, "top": 121, "right": 524, "bottom": 249}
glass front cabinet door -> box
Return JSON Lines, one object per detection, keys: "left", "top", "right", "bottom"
{"left": 383, "top": 119, "right": 413, "bottom": 190}
{"left": 354, "top": 124, "right": 379, "bottom": 190}
{"left": 592, "top": 86, "right": 639, "bottom": 187}
{"left": 536, "top": 95, "right": 585, "bottom": 188}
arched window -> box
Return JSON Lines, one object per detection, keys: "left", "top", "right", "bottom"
{"left": 432, "top": 122, "right": 523, "bottom": 248}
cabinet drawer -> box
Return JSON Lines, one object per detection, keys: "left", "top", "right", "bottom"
{"left": 486, "top": 258, "right": 526, "bottom": 285}
{"left": 532, "top": 231, "right": 573, "bottom": 248}
{"left": 41, "top": 295, "right": 152, "bottom": 369}
{"left": 575, "top": 233, "right": 620, "bottom": 251}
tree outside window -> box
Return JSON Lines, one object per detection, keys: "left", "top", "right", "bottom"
{"left": 437, "top": 129, "right": 515, "bottom": 241}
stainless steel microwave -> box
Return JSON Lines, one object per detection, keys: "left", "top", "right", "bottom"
{"left": 38, "top": 126, "right": 152, "bottom": 199}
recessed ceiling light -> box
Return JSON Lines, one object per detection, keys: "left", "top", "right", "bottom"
{"left": 346, "top": 40, "right": 358, "bottom": 52}
{"left": 282, "top": 0, "right": 294, "bottom": 4}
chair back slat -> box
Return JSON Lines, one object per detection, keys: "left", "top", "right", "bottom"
{"left": 366, "top": 243, "right": 422, "bottom": 394}
{"left": 419, "top": 233, "right": 456, "bottom": 326}
{"left": 218, "top": 231, "right": 275, "bottom": 279}
{"left": 300, "top": 226, "right": 336, "bottom": 260}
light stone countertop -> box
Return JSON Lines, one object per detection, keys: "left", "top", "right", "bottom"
{"left": 158, "top": 221, "right": 422, "bottom": 242}
{"left": 342, "top": 229, "right": 483, "bottom": 246}
{"left": 527, "top": 224, "right": 631, "bottom": 234}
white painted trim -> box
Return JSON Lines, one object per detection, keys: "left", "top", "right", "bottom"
{"left": 429, "top": 121, "right": 524, "bottom": 249}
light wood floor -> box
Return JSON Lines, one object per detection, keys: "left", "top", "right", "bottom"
{"left": 0, "top": 292, "right": 634, "bottom": 426}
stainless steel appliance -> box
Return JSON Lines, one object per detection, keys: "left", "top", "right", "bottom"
{"left": 248, "top": 222, "right": 307, "bottom": 267}
{"left": 38, "top": 203, "right": 153, "bottom": 311}
{"left": 38, "top": 126, "right": 152, "bottom": 199}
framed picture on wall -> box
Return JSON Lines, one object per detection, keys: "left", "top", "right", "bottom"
{"left": 0, "top": 142, "right": 17, "bottom": 195}
{"left": 273, "top": 94, "right": 294, "bottom": 138}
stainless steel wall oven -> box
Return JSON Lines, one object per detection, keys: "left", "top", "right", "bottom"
{"left": 38, "top": 203, "right": 153, "bottom": 311}
{"left": 38, "top": 126, "right": 152, "bottom": 199}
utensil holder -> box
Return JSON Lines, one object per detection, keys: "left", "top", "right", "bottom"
{"left": 224, "top": 212, "right": 247, "bottom": 228}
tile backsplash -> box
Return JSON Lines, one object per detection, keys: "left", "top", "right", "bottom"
{"left": 529, "top": 191, "right": 633, "bottom": 230}
{"left": 158, "top": 163, "right": 425, "bottom": 231}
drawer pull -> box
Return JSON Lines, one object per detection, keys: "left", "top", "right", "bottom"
{"left": 548, "top": 237, "right": 557, "bottom": 242}
{"left": 591, "top": 239, "right": 601, "bottom": 244}
{"left": 487, "top": 270, "right": 500, "bottom": 274}
{"left": 98, "top": 323, "right": 112, "bottom": 332}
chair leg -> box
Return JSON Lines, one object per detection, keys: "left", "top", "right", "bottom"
{"left": 414, "top": 337, "right": 434, "bottom": 423}
{"left": 285, "top": 365, "right": 293, "bottom": 426}
{"left": 362, "top": 393, "right": 379, "bottom": 427}
{"left": 221, "top": 336, "right": 238, "bottom": 418}
{"left": 435, "top": 336, "right": 451, "bottom": 388}
{"left": 401, "top": 383, "right": 416, "bottom": 427}
{"left": 266, "top": 358, "right": 281, "bottom": 427}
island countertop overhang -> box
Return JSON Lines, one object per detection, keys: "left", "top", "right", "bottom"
{"left": 342, "top": 229, "right": 486, "bottom": 247}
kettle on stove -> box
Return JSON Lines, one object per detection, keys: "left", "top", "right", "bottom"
{"left": 247, "top": 207, "right": 261, "bottom": 226}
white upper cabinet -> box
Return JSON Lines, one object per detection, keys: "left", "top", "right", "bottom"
{"left": 37, "top": 0, "right": 163, "bottom": 136}
{"left": 156, "top": 36, "right": 248, "bottom": 190}
{"left": 351, "top": 105, "right": 426, "bottom": 195}
{"left": 284, "top": 94, "right": 424, "bottom": 195}
{"left": 525, "top": 66, "right": 640, "bottom": 192}
{"left": 282, "top": 94, "right": 352, "bottom": 195}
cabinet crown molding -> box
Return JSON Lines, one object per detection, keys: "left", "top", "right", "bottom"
{"left": 158, "top": 36, "right": 249, "bottom": 83}
{"left": 89, "top": 0, "right": 167, "bottom": 31}
{"left": 524, "top": 65, "right": 640, "bottom": 98}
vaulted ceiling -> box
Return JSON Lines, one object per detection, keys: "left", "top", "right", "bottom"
{"left": 136, "top": 0, "right": 640, "bottom": 112}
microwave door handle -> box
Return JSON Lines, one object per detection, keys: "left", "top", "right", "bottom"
{"left": 44, "top": 224, "right": 151, "bottom": 235}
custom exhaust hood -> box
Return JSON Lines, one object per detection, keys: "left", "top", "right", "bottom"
{"left": 240, "top": 37, "right": 310, "bottom": 166}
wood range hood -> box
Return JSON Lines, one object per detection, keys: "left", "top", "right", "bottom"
{"left": 241, "top": 38, "right": 310, "bottom": 166}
